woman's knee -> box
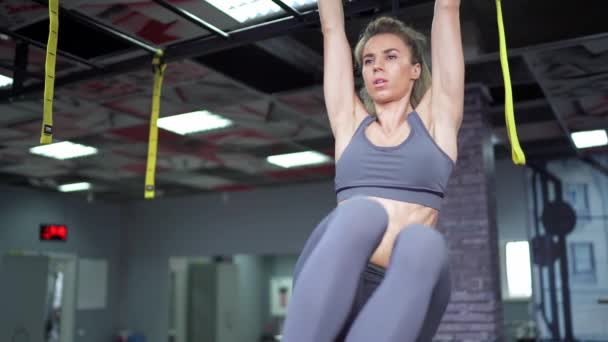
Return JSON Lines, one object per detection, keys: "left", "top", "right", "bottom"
{"left": 391, "top": 224, "right": 448, "bottom": 274}
{"left": 331, "top": 197, "right": 389, "bottom": 243}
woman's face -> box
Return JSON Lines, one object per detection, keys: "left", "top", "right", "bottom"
{"left": 361, "top": 33, "right": 421, "bottom": 106}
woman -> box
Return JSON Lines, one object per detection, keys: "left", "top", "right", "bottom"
{"left": 283, "top": 0, "right": 463, "bottom": 341}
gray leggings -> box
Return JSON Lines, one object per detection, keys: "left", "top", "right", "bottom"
{"left": 284, "top": 197, "right": 452, "bottom": 342}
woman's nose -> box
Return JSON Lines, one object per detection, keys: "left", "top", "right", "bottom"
{"left": 373, "top": 60, "right": 384, "bottom": 72}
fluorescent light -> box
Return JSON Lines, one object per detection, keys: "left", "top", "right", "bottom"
{"left": 571, "top": 129, "right": 608, "bottom": 149}
{"left": 30, "top": 141, "right": 98, "bottom": 160}
{"left": 58, "top": 182, "right": 91, "bottom": 192}
{"left": 0, "top": 74, "right": 12, "bottom": 88}
{"left": 267, "top": 151, "right": 331, "bottom": 168}
{"left": 205, "top": 0, "right": 317, "bottom": 23}
{"left": 158, "top": 110, "right": 232, "bottom": 135}
{"left": 506, "top": 241, "right": 532, "bottom": 298}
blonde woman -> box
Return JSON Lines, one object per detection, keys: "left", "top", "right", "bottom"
{"left": 284, "top": 0, "right": 464, "bottom": 341}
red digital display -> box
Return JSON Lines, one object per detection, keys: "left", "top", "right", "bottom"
{"left": 40, "top": 224, "right": 68, "bottom": 241}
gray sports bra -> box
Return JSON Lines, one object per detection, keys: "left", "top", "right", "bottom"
{"left": 334, "top": 112, "right": 455, "bottom": 210}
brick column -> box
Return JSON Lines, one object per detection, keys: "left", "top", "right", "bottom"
{"left": 435, "top": 84, "right": 503, "bottom": 341}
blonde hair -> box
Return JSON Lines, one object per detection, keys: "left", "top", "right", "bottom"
{"left": 354, "top": 16, "right": 431, "bottom": 114}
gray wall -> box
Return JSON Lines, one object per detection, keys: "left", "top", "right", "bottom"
{"left": 120, "top": 182, "right": 336, "bottom": 342}
{"left": 0, "top": 185, "right": 125, "bottom": 342}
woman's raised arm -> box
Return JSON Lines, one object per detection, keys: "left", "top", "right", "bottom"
{"left": 319, "top": 0, "right": 365, "bottom": 139}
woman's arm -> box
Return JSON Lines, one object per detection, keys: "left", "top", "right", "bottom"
{"left": 430, "top": 0, "right": 465, "bottom": 131}
{"left": 319, "top": 0, "right": 365, "bottom": 139}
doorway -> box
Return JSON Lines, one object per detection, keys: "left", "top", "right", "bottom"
{"left": 0, "top": 252, "right": 77, "bottom": 342}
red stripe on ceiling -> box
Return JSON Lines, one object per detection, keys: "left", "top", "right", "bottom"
{"left": 4, "top": 3, "right": 44, "bottom": 14}
{"left": 110, "top": 124, "right": 182, "bottom": 142}
{"left": 113, "top": 11, "right": 139, "bottom": 26}
{"left": 137, "top": 19, "right": 179, "bottom": 45}
{"left": 266, "top": 164, "right": 335, "bottom": 180}
{"left": 196, "top": 145, "right": 223, "bottom": 165}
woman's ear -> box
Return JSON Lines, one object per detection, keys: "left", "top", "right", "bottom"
{"left": 411, "top": 63, "right": 422, "bottom": 80}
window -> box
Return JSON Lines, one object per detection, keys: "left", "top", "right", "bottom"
{"left": 570, "top": 242, "right": 596, "bottom": 284}
{"left": 505, "top": 241, "right": 532, "bottom": 298}
{"left": 565, "top": 183, "right": 590, "bottom": 223}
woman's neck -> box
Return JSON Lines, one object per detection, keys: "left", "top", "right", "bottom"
{"left": 374, "top": 96, "right": 414, "bottom": 134}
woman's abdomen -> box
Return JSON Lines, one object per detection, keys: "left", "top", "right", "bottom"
{"left": 365, "top": 197, "right": 439, "bottom": 268}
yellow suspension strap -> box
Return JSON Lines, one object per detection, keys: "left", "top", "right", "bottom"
{"left": 496, "top": 0, "right": 526, "bottom": 165}
{"left": 145, "top": 50, "right": 167, "bottom": 199}
{"left": 40, "top": 0, "right": 60, "bottom": 144}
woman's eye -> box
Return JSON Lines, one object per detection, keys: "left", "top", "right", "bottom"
{"left": 364, "top": 59, "right": 373, "bottom": 65}
{"left": 388, "top": 55, "right": 397, "bottom": 60}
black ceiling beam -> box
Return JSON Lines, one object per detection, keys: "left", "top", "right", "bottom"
{"left": 11, "top": 41, "right": 29, "bottom": 94}
{"left": 0, "top": 0, "right": 385, "bottom": 103}
{"left": 0, "top": 27, "right": 97, "bottom": 69}
{"left": 165, "top": 0, "right": 383, "bottom": 63}
{"left": 270, "top": 0, "right": 302, "bottom": 18}
{"left": 30, "top": 0, "right": 158, "bottom": 54}
{"left": 0, "top": 52, "right": 146, "bottom": 103}
{"left": 152, "top": 0, "right": 229, "bottom": 38}
{"left": 67, "top": 10, "right": 158, "bottom": 53}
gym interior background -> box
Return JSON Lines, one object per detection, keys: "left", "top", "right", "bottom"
{"left": 0, "top": 0, "right": 606, "bottom": 341}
